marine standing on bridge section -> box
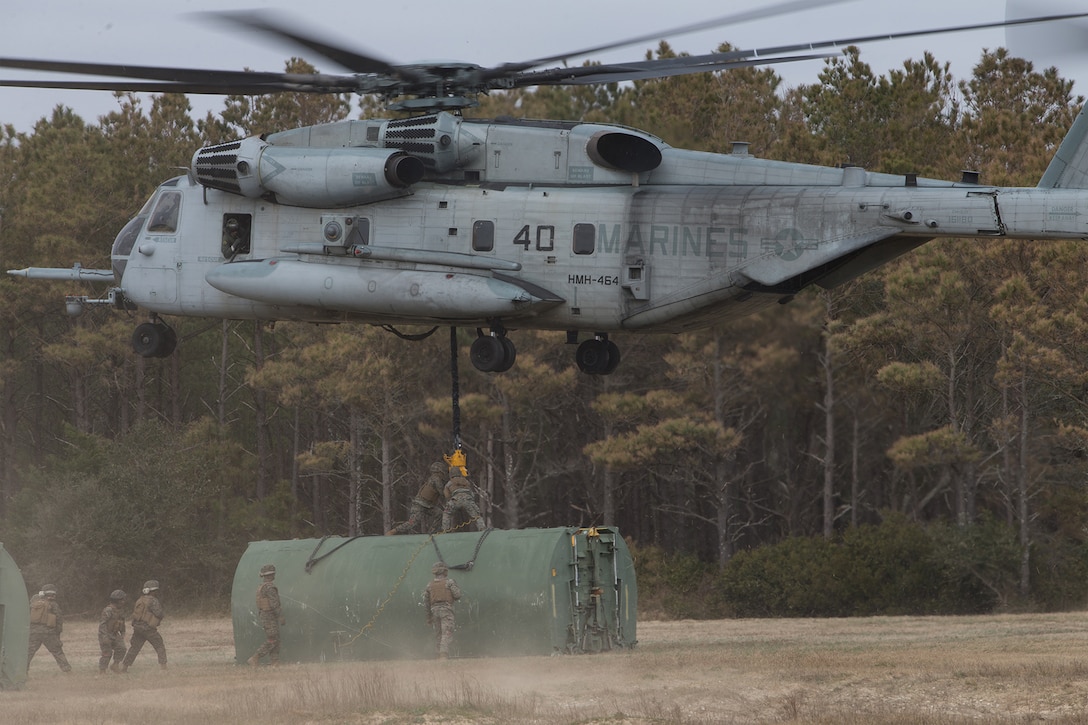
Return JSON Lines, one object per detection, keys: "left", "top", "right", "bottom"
{"left": 442, "top": 466, "right": 485, "bottom": 532}
{"left": 121, "top": 579, "right": 167, "bottom": 671}
{"left": 387, "top": 461, "right": 447, "bottom": 535}
{"left": 27, "top": 584, "right": 71, "bottom": 673}
{"left": 423, "top": 562, "right": 462, "bottom": 659}
{"left": 248, "top": 563, "right": 284, "bottom": 666}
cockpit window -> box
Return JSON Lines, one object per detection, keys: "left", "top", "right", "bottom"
{"left": 148, "top": 192, "right": 182, "bottom": 233}
{"left": 111, "top": 215, "right": 146, "bottom": 281}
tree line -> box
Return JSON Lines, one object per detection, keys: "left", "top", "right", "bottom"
{"left": 2, "top": 44, "right": 1087, "bottom": 614}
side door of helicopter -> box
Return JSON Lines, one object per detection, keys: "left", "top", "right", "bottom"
{"left": 122, "top": 187, "right": 181, "bottom": 310}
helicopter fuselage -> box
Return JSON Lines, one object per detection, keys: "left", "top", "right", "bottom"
{"left": 13, "top": 112, "right": 1088, "bottom": 373}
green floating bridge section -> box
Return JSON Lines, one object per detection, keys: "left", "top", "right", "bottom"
{"left": 231, "top": 526, "right": 637, "bottom": 662}
{"left": 0, "top": 543, "right": 29, "bottom": 690}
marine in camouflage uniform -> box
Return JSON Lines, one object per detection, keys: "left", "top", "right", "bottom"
{"left": 441, "top": 467, "right": 486, "bottom": 532}
{"left": 247, "top": 564, "right": 284, "bottom": 666}
{"left": 27, "top": 584, "right": 71, "bottom": 673}
{"left": 121, "top": 580, "right": 167, "bottom": 671}
{"left": 98, "top": 590, "right": 127, "bottom": 673}
{"left": 387, "top": 461, "right": 447, "bottom": 535}
{"left": 423, "top": 562, "right": 462, "bottom": 659}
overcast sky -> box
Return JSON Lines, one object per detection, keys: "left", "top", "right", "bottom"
{"left": 2, "top": 0, "right": 1087, "bottom": 135}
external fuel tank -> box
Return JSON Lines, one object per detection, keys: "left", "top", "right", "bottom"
{"left": 231, "top": 527, "right": 636, "bottom": 662}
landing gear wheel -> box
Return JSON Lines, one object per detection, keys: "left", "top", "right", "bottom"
{"left": 470, "top": 334, "right": 518, "bottom": 373}
{"left": 132, "top": 321, "right": 177, "bottom": 358}
{"left": 495, "top": 336, "right": 517, "bottom": 373}
{"left": 470, "top": 336, "right": 505, "bottom": 372}
{"left": 576, "top": 338, "right": 620, "bottom": 375}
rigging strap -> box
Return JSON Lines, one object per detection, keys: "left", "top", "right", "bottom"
{"left": 381, "top": 324, "right": 439, "bottom": 341}
{"left": 431, "top": 527, "right": 492, "bottom": 571}
{"left": 450, "top": 326, "right": 462, "bottom": 451}
{"left": 304, "top": 534, "right": 363, "bottom": 573}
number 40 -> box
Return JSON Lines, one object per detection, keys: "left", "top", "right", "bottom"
{"left": 513, "top": 225, "right": 555, "bottom": 252}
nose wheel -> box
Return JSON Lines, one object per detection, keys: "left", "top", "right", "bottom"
{"left": 470, "top": 326, "right": 516, "bottom": 373}
{"left": 575, "top": 335, "right": 620, "bottom": 375}
{"left": 132, "top": 319, "right": 177, "bottom": 358}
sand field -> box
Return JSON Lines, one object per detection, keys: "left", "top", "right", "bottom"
{"left": 6, "top": 612, "right": 1088, "bottom": 723}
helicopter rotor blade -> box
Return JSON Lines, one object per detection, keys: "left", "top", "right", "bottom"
{"left": 742, "top": 11, "right": 1088, "bottom": 61}
{"left": 494, "top": 10, "right": 1088, "bottom": 91}
{"left": 484, "top": 0, "right": 855, "bottom": 78}
{"left": 0, "top": 78, "right": 359, "bottom": 95}
{"left": 514, "top": 53, "right": 835, "bottom": 88}
{"left": 0, "top": 57, "right": 307, "bottom": 87}
{"left": 0, "top": 59, "right": 362, "bottom": 95}
{"left": 200, "top": 10, "right": 429, "bottom": 84}
{"left": 2, "top": 6, "right": 1088, "bottom": 112}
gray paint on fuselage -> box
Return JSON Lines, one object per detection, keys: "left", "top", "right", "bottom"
{"left": 124, "top": 175, "right": 1081, "bottom": 335}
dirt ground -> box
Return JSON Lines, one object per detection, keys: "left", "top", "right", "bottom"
{"left": 7, "top": 613, "right": 1088, "bottom": 724}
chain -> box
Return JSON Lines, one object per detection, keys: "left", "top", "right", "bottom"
{"left": 340, "top": 534, "right": 435, "bottom": 647}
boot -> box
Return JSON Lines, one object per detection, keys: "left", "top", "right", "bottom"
{"left": 110, "top": 663, "right": 122, "bottom": 674}
{"left": 119, "top": 663, "right": 129, "bottom": 673}
{"left": 269, "top": 655, "right": 280, "bottom": 667}
{"left": 247, "top": 654, "right": 259, "bottom": 666}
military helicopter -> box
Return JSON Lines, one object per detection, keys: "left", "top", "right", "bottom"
{"left": 6, "top": 3, "right": 1088, "bottom": 375}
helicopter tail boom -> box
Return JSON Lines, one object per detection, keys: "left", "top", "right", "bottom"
{"left": 1039, "top": 106, "right": 1088, "bottom": 190}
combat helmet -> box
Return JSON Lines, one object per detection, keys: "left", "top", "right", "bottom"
{"left": 259, "top": 564, "right": 276, "bottom": 577}
{"left": 110, "top": 589, "right": 126, "bottom": 601}
{"left": 142, "top": 580, "right": 160, "bottom": 593}
{"left": 432, "top": 562, "right": 448, "bottom": 575}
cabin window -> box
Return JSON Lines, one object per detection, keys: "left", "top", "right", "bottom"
{"left": 473, "top": 220, "right": 495, "bottom": 251}
{"left": 147, "top": 192, "right": 182, "bottom": 233}
{"left": 573, "top": 223, "right": 595, "bottom": 255}
{"left": 222, "top": 213, "right": 252, "bottom": 258}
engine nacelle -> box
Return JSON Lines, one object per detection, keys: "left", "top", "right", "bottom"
{"left": 585, "top": 130, "right": 663, "bottom": 173}
{"left": 193, "top": 138, "right": 425, "bottom": 208}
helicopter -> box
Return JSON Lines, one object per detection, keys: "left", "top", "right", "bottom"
{"left": 6, "top": 3, "right": 1088, "bottom": 375}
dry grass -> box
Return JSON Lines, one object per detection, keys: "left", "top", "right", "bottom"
{"left": 8, "top": 612, "right": 1088, "bottom": 724}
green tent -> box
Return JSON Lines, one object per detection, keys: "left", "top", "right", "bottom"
{"left": 232, "top": 526, "right": 637, "bottom": 662}
{"left": 0, "top": 543, "right": 29, "bottom": 690}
